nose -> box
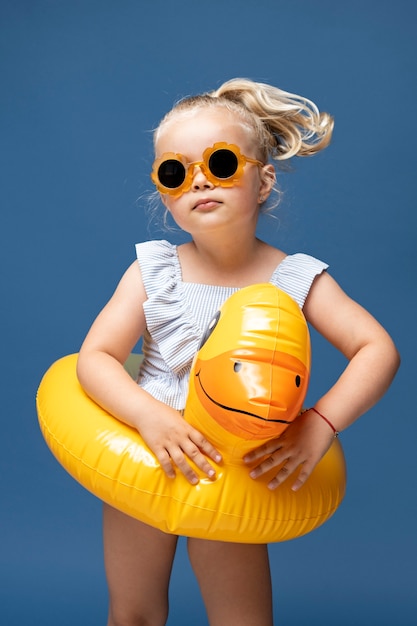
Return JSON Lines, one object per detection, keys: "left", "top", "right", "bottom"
{"left": 191, "top": 164, "right": 215, "bottom": 191}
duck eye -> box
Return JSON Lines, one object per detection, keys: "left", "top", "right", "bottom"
{"left": 295, "top": 375, "right": 301, "bottom": 388}
{"left": 198, "top": 310, "right": 221, "bottom": 349}
{"left": 233, "top": 361, "right": 242, "bottom": 373}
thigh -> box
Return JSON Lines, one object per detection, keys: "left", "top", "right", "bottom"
{"left": 187, "top": 538, "right": 273, "bottom": 626}
{"left": 103, "top": 504, "right": 178, "bottom": 625}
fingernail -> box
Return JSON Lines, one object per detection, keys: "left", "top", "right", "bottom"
{"left": 208, "top": 469, "right": 215, "bottom": 478}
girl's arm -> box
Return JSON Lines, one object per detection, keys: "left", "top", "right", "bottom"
{"left": 77, "top": 261, "right": 221, "bottom": 485}
{"left": 244, "top": 271, "right": 400, "bottom": 491}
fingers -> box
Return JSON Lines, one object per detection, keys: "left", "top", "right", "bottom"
{"left": 246, "top": 445, "right": 302, "bottom": 491}
{"left": 243, "top": 440, "right": 281, "bottom": 465}
{"left": 290, "top": 465, "right": 314, "bottom": 492}
{"left": 155, "top": 448, "right": 177, "bottom": 480}
{"left": 243, "top": 433, "right": 311, "bottom": 491}
{"left": 192, "top": 431, "right": 222, "bottom": 466}
{"left": 264, "top": 458, "right": 315, "bottom": 492}
{"left": 155, "top": 430, "right": 222, "bottom": 486}
{"left": 243, "top": 424, "right": 334, "bottom": 491}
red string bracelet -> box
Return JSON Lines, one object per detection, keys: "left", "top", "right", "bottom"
{"left": 310, "top": 407, "right": 339, "bottom": 437}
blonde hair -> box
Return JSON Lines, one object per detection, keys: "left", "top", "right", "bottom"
{"left": 154, "top": 77, "right": 334, "bottom": 163}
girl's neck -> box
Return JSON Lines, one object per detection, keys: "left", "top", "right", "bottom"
{"left": 178, "top": 237, "right": 285, "bottom": 288}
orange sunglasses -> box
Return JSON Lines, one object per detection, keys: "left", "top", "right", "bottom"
{"left": 151, "top": 142, "right": 264, "bottom": 197}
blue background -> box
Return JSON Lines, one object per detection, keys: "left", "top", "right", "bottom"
{"left": 1, "top": 1, "right": 416, "bottom": 624}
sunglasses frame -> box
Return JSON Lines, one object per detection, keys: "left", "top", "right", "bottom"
{"left": 151, "top": 142, "right": 264, "bottom": 197}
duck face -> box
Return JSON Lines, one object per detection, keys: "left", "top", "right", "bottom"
{"left": 190, "top": 284, "right": 311, "bottom": 440}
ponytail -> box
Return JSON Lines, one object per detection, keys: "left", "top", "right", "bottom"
{"left": 211, "top": 78, "right": 334, "bottom": 161}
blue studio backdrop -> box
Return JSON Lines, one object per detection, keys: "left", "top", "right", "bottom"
{"left": 1, "top": 1, "right": 416, "bottom": 625}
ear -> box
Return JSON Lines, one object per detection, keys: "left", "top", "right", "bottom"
{"left": 258, "top": 164, "right": 276, "bottom": 203}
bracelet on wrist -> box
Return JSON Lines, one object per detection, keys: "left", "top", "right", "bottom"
{"left": 309, "top": 407, "right": 339, "bottom": 438}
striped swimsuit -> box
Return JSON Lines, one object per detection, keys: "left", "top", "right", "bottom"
{"left": 136, "top": 240, "right": 328, "bottom": 410}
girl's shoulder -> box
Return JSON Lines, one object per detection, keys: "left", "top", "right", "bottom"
{"left": 135, "top": 239, "right": 177, "bottom": 261}
{"left": 271, "top": 252, "right": 329, "bottom": 309}
{"left": 135, "top": 239, "right": 181, "bottom": 295}
{"left": 277, "top": 252, "right": 329, "bottom": 272}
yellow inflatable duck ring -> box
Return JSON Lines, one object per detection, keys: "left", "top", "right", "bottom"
{"left": 37, "top": 284, "right": 346, "bottom": 543}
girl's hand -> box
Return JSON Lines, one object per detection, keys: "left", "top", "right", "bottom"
{"left": 243, "top": 409, "right": 336, "bottom": 491}
{"left": 137, "top": 408, "right": 222, "bottom": 485}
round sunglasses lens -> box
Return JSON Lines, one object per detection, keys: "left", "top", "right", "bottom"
{"left": 208, "top": 149, "right": 238, "bottom": 179}
{"left": 158, "top": 160, "right": 186, "bottom": 189}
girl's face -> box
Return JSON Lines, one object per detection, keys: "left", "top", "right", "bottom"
{"left": 154, "top": 108, "right": 275, "bottom": 238}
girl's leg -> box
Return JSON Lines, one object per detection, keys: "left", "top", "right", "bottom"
{"left": 187, "top": 538, "right": 273, "bottom": 626}
{"left": 103, "top": 503, "right": 178, "bottom": 626}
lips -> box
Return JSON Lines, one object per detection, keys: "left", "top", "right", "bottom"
{"left": 193, "top": 198, "right": 221, "bottom": 211}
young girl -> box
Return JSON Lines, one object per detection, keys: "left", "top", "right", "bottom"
{"left": 77, "top": 78, "right": 400, "bottom": 626}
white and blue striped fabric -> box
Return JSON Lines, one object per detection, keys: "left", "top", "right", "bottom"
{"left": 135, "top": 240, "right": 328, "bottom": 410}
